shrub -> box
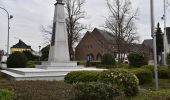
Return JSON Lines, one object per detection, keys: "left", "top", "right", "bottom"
{"left": 128, "top": 52, "right": 148, "bottom": 67}
{"left": 141, "top": 65, "right": 154, "bottom": 72}
{"left": 167, "top": 53, "right": 170, "bottom": 66}
{"left": 0, "top": 89, "right": 15, "bottom": 100}
{"left": 99, "top": 69, "right": 139, "bottom": 96}
{"left": 72, "top": 82, "right": 124, "bottom": 100}
{"left": 7, "top": 52, "right": 28, "bottom": 68}
{"left": 96, "top": 64, "right": 115, "bottom": 69}
{"left": 116, "top": 64, "right": 131, "bottom": 69}
{"left": 101, "top": 53, "right": 115, "bottom": 65}
{"left": 158, "top": 67, "right": 170, "bottom": 79}
{"left": 130, "top": 68, "right": 153, "bottom": 85}
{"left": 90, "top": 61, "right": 101, "bottom": 66}
{"left": 22, "top": 51, "right": 38, "bottom": 61}
{"left": 77, "top": 61, "right": 86, "bottom": 66}
{"left": 86, "top": 61, "right": 101, "bottom": 67}
{"left": 64, "top": 71, "right": 100, "bottom": 84}
{"left": 26, "top": 61, "right": 35, "bottom": 68}
{"left": 142, "top": 65, "right": 170, "bottom": 79}
{"left": 41, "top": 45, "right": 49, "bottom": 61}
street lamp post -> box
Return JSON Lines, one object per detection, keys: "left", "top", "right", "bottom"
{"left": 150, "top": 0, "right": 159, "bottom": 90}
{"left": 0, "top": 7, "right": 13, "bottom": 56}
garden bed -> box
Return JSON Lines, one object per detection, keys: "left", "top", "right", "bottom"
{"left": 0, "top": 80, "right": 73, "bottom": 100}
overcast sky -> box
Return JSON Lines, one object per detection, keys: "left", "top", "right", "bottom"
{"left": 0, "top": 0, "right": 170, "bottom": 52}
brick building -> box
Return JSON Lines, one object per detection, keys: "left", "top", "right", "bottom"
{"left": 75, "top": 28, "right": 153, "bottom": 61}
{"left": 75, "top": 28, "right": 117, "bottom": 61}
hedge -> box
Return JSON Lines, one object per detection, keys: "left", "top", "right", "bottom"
{"left": 72, "top": 82, "right": 124, "bottom": 100}
{"left": 130, "top": 68, "right": 153, "bottom": 85}
{"left": 142, "top": 65, "right": 170, "bottom": 79}
{"left": 64, "top": 71, "right": 100, "bottom": 84}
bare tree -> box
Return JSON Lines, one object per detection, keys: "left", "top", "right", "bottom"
{"left": 41, "top": 0, "right": 86, "bottom": 60}
{"left": 65, "top": 0, "right": 86, "bottom": 60}
{"left": 40, "top": 25, "right": 52, "bottom": 46}
{"left": 104, "top": 0, "right": 138, "bottom": 63}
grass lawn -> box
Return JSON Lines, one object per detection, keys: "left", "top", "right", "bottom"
{"left": 129, "top": 79, "right": 170, "bottom": 100}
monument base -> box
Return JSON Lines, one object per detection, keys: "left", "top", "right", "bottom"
{"left": 36, "top": 61, "right": 80, "bottom": 69}
{"left": 1, "top": 64, "right": 106, "bottom": 81}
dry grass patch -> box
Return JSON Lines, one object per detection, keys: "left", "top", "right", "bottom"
{"left": 0, "top": 80, "right": 73, "bottom": 100}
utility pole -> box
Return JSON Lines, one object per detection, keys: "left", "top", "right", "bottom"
{"left": 150, "top": 0, "right": 159, "bottom": 90}
{"left": 162, "top": 0, "right": 167, "bottom": 66}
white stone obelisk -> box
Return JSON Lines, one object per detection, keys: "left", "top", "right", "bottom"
{"left": 37, "top": 0, "right": 77, "bottom": 69}
{"left": 48, "top": 0, "right": 70, "bottom": 62}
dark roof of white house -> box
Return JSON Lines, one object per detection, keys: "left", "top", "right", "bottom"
{"left": 11, "top": 40, "right": 31, "bottom": 49}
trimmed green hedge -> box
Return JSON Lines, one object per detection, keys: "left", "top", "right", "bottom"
{"left": 64, "top": 71, "right": 100, "bottom": 84}
{"left": 99, "top": 69, "right": 139, "bottom": 97}
{"left": 130, "top": 68, "right": 153, "bottom": 85}
{"left": 96, "top": 64, "right": 130, "bottom": 69}
{"left": 77, "top": 61, "right": 101, "bottom": 67}
{"left": 72, "top": 82, "right": 124, "bottom": 100}
{"left": 158, "top": 67, "right": 170, "bottom": 79}
{"left": 142, "top": 65, "right": 170, "bottom": 79}
{"left": 96, "top": 64, "right": 115, "bottom": 69}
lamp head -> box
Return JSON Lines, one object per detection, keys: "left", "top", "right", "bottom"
{"left": 9, "top": 15, "right": 13, "bottom": 19}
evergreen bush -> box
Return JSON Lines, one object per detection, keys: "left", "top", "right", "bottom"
{"left": 7, "top": 52, "right": 28, "bottom": 68}
{"left": 23, "top": 51, "right": 38, "bottom": 61}
{"left": 101, "top": 53, "right": 115, "bottom": 65}
{"left": 128, "top": 52, "right": 148, "bottom": 67}
{"left": 41, "top": 45, "right": 49, "bottom": 61}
